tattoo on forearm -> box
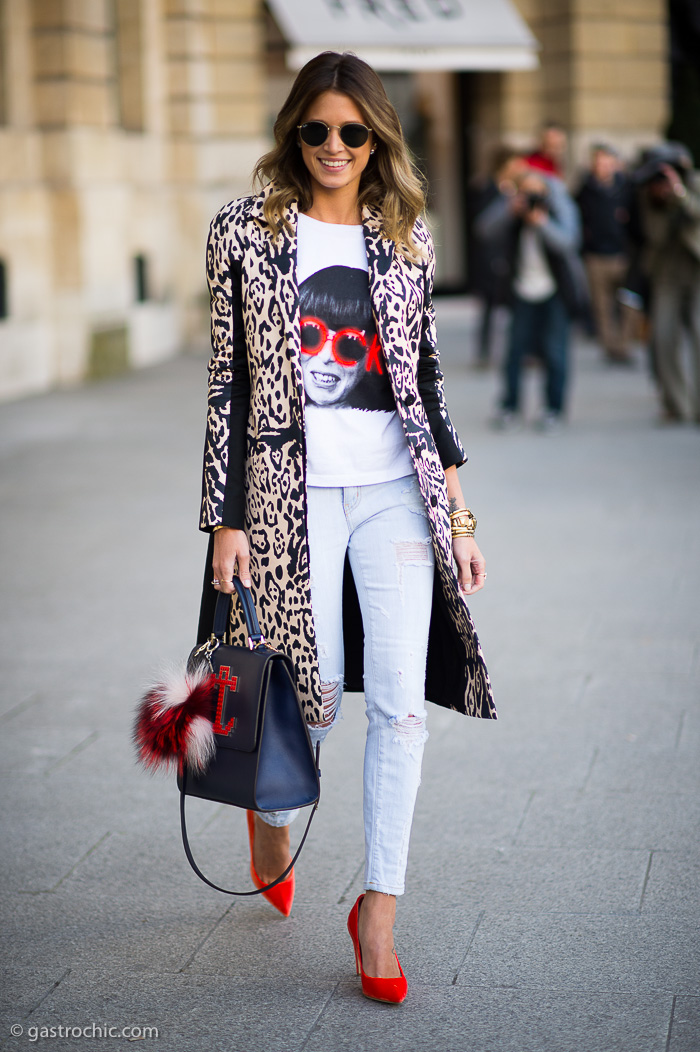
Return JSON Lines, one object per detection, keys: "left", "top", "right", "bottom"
{"left": 449, "top": 497, "right": 459, "bottom": 515}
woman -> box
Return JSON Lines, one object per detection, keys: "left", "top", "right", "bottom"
{"left": 198, "top": 51, "right": 495, "bottom": 1004}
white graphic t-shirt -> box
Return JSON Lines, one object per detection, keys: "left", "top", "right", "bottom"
{"left": 297, "top": 213, "right": 414, "bottom": 487}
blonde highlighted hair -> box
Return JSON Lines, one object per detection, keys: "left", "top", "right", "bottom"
{"left": 253, "top": 52, "right": 427, "bottom": 259}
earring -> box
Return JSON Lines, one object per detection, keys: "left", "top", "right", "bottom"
{"left": 370, "top": 147, "right": 376, "bottom": 154}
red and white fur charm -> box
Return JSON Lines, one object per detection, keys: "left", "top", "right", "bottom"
{"left": 133, "top": 664, "right": 216, "bottom": 774}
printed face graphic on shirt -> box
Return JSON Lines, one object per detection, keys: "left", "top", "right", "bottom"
{"left": 300, "top": 316, "right": 368, "bottom": 406}
{"left": 299, "top": 266, "right": 396, "bottom": 411}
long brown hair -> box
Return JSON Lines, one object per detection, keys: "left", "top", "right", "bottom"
{"left": 253, "top": 52, "right": 427, "bottom": 257}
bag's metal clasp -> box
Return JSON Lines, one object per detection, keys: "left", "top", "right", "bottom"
{"left": 189, "top": 635, "right": 220, "bottom": 670}
{"left": 248, "top": 635, "right": 267, "bottom": 650}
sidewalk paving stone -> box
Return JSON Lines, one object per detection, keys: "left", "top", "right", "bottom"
{"left": 303, "top": 985, "right": 672, "bottom": 1052}
{"left": 455, "top": 913, "right": 699, "bottom": 994}
{"left": 516, "top": 788, "right": 700, "bottom": 852}
{"left": 668, "top": 997, "right": 700, "bottom": 1052}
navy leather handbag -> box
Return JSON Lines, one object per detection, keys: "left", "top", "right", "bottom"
{"left": 178, "top": 579, "right": 320, "bottom": 895}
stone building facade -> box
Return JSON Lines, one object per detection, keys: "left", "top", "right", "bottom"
{"left": 472, "top": 0, "right": 669, "bottom": 169}
{"left": 0, "top": 0, "right": 267, "bottom": 400}
{"left": 0, "top": 0, "right": 670, "bottom": 400}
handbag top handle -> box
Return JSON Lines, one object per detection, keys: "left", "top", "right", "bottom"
{"left": 212, "top": 578, "right": 264, "bottom": 648}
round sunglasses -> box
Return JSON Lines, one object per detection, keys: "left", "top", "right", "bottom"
{"left": 301, "top": 316, "right": 379, "bottom": 367}
{"left": 297, "top": 120, "right": 372, "bottom": 150}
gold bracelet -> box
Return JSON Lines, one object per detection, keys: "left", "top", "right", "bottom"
{"left": 450, "top": 507, "right": 477, "bottom": 538}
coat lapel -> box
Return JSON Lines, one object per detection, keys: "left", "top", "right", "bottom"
{"left": 249, "top": 189, "right": 305, "bottom": 411}
{"left": 362, "top": 204, "right": 395, "bottom": 325}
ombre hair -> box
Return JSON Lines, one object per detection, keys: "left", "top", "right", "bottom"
{"left": 253, "top": 52, "right": 427, "bottom": 259}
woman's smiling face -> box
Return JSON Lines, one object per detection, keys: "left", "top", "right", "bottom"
{"left": 298, "top": 90, "right": 373, "bottom": 201}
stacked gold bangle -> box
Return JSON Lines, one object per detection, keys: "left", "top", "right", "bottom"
{"left": 450, "top": 507, "right": 477, "bottom": 539}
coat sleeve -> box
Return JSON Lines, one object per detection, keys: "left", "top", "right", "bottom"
{"left": 416, "top": 232, "right": 467, "bottom": 470}
{"left": 199, "top": 204, "right": 250, "bottom": 532}
{"left": 538, "top": 177, "right": 581, "bottom": 256}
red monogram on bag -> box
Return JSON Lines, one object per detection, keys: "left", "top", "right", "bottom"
{"left": 212, "top": 666, "right": 238, "bottom": 735}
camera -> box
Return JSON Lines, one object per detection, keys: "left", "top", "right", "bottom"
{"left": 633, "top": 142, "right": 692, "bottom": 185}
{"left": 525, "top": 192, "right": 549, "bottom": 211}
{"left": 645, "top": 162, "right": 685, "bottom": 186}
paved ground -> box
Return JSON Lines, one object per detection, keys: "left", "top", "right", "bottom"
{"left": 1, "top": 301, "right": 699, "bottom": 1052}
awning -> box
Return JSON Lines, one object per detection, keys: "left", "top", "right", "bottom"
{"left": 268, "top": 0, "right": 539, "bottom": 72}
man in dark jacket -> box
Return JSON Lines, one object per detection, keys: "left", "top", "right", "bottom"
{"left": 475, "top": 169, "right": 583, "bottom": 430}
{"left": 576, "top": 144, "right": 635, "bottom": 363}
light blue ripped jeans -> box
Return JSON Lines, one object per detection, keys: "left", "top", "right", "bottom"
{"left": 259, "top": 473, "right": 435, "bottom": 896}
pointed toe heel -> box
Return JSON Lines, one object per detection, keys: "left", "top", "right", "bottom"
{"left": 347, "top": 894, "right": 408, "bottom": 1004}
{"left": 246, "top": 810, "right": 295, "bottom": 917}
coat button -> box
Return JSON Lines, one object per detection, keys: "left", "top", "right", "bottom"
{"left": 404, "top": 393, "right": 416, "bottom": 406}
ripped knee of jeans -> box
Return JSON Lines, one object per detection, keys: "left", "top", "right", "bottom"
{"left": 389, "top": 712, "right": 429, "bottom": 754}
{"left": 309, "top": 676, "right": 343, "bottom": 728}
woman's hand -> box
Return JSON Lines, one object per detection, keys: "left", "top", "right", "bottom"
{"left": 453, "top": 535, "right": 486, "bottom": 596}
{"left": 443, "top": 465, "right": 486, "bottom": 596}
{"left": 212, "top": 528, "right": 251, "bottom": 592}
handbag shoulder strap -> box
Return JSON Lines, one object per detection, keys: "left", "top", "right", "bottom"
{"left": 179, "top": 743, "right": 320, "bottom": 897}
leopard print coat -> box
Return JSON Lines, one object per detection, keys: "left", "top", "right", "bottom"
{"left": 198, "top": 184, "right": 496, "bottom": 723}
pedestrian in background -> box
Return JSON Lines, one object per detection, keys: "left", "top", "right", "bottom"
{"left": 632, "top": 142, "right": 700, "bottom": 423}
{"left": 474, "top": 167, "right": 583, "bottom": 430}
{"left": 198, "top": 50, "right": 494, "bottom": 1004}
{"left": 575, "top": 143, "right": 636, "bottom": 364}
{"left": 526, "top": 121, "right": 568, "bottom": 180}
{"left": 465, "top": 145, "right": 527, "bottom": 366}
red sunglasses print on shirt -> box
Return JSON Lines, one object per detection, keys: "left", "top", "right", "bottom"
{"left": 300, "top": 316, "right": 384, "bottom": 374}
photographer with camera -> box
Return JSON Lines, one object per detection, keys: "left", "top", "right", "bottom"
{"left": 632, "top": 142, "right": 700, "bottom": 423}
{"left": 474, "top": 168, "right": 584, "bottom": 430}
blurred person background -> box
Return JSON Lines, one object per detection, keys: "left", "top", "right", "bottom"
{"left": 474, "top": 165, "right": 585, "bottom": 431}
{"left": 465, "top": 145, "right": 527, "bottom": 368}
{"left": 630, "top": 141, "right": 700, "bottom": 424}
{"left": 525, "top": 120, "right": 568, "bottom": 180}
{"left": 575, "top": 144, "right": 637, "bottom": 366}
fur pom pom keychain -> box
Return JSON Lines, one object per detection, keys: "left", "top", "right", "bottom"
{"left": 133, "top": 664, "right": 216, "bottom": 774}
